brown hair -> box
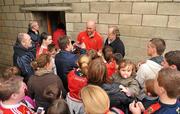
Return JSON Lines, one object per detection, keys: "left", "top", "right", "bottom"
{"left": 118, "top": 59, "right": 136, "bottom": 76}
{"left": 0, "top": 76, "right": 23, "bottom": 101}
{"left": 2, "top": 66, "right": 20, "bottom": 80}
{"left": 102, "top": 46, "right": 114, "bottom": 63}
{"left": 47, "top": 98, "right": 70, "bottom": 114}
{"left": 31, "top": 53, "right": 51, "bottom": 70}
{"left": 40, "top": 32, "right": 51, "bottom": 45}
{"left": 87, "top": 49, "right": 99, "bottom": 60}
{"left": 87, "top": 58, "right": 111, "bottom": 85}
{"left": 145, "top": 79, "right": 157, "bottom": 97}
{"left": 149, "top": 38, "right": 166, "bottom": 55}
{"left": 114, "top": 53, "right": 123, "bottom": 65}
{"left": 58, "top": 35, "right": 70, "bottom": 50}
{"left": 157, "top": 68, "right": 180, "bottom": 98}
{"left": 164, "top": 50, "right": 180, "bottom": 71}
{"left": 48, "top": 43, "right": 56, "bottom": 52}
{"left": 43, "top": 83, "right": 60, "bottom": 103}
{"left": 77, "top": 54, "right": 91, "bottom": 76}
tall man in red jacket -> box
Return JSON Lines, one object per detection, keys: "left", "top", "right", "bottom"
{"left": 76, "top": 20, "right": 103, "bottom": 52}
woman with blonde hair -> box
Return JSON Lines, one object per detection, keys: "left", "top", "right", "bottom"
{"left": 66, "top": 54, "right": 91, "bottom": 114}
{"left": 81, "top": 85, "right": 124, "bottom": 114}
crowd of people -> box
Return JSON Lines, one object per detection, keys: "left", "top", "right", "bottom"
{"left": 0, "top": 20, "right": 180, "bottom": 114}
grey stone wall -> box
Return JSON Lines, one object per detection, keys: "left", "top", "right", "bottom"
{"left": 0, "top": 0, "right": 180, "bottom": 68}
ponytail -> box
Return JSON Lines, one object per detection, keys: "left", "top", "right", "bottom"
{"left": 81, "top": 62, "right": 88, "bottom": 76}
{"left": 78, "top": 55, "right": 91, "bottom": 77}
{"left": 31, "top": 53, "right": 51, "bottom": 70}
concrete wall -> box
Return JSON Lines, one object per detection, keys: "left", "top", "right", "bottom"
{"left": 0, "top": 0, "right": 180, "bottom": 67}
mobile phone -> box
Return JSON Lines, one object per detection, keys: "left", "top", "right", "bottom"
{"left": 37, "top": 107, "right": 44, "bottom": 114}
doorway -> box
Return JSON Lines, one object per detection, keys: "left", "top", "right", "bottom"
{"left": 47, "top": 11, "right": 66, "bottom": 35}
{"left": 33, "top": 11, "right": 66, "bottom": 35}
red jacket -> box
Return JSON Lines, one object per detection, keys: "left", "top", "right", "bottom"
{"left": 106, "top": 61, "right": 116, "bottom": 78}
{"left": 53, "top": 29, "right": 65, "bottom": 48}
{"left": 36, "top": 46, "right": 48, "bottom": 58}
{"left": 77, "top": 31, "right": 103, "bottom": 51}
{"left": 67, "top": 69, "right": 87, "bottom": 100}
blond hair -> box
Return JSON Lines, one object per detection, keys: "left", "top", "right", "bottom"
{"left": 81, "top": 85, "right": 109, "bottom": 114}
{"left": 77, "top": 54, "right": 91, "bottom": 76}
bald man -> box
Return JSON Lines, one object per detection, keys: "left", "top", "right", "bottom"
{"left": 76, "top": 20, "right": 103, "bottom": 51}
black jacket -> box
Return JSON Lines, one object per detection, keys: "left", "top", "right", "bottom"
{"left": 101, "top": 83, "right": 133, "bottom": 113}
{"left": 27, "top": 30, "right": 40, "bottom": 57}
{"left": 27, "top": 30, "right": 40, "bottom": 44}
{"left": 13, "top": 42, "right": 35, "bottom": 80}
{"left": 105, "top": 37, "right": 125, "bottom": 57}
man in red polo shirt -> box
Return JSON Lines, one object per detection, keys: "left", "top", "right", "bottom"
{"left": 76, "top": 20, "right": 103, "bottom": 51}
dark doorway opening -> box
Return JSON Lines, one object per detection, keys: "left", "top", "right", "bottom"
{"left": 47, "top": 11, "right": 66, "bottom": 35}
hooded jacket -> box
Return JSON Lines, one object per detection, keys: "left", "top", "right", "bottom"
{"left": 136, "top": 56, "right": 163, "bottom": 100}
{"left": 13, "top": 42, "right": 35, "bottom": 79}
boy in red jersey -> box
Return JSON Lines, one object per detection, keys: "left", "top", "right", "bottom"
{"left": 0, "top": 76, "right": 34, "bottom": 114}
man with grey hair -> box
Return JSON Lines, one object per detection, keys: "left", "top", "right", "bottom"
{"left": 27, "top": 21, "right": 40, "bottom": 57}
{"left": 13, "top": 33, "right": 35, "bottom": 83}
{"left": 104, "top": 26, "right": 125, "bottom": 57}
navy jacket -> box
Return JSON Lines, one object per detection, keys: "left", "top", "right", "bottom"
{"left": 154, "top": 100, "right": 180, "bottom": 114}
{"left": 27, "top": 30, "right": 40, "bottom": 44}
{"left": 55, "top": 50, "right": 78, "bottom": 90}
{"left": 105, "top": 37, "right": 125, "bottom": 57}
{"left": 27, "top": 30, "right": 40, "bottom": 57}
{"left": 13, "top": 42, "right": 35, "bottom": 80}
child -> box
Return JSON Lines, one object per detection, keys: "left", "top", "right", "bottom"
{"left": 102, "top": 46, "right": 116, "bottom": 78}
{"left": 0, "top": 76, "right": 34, "bottom": 114}
{"left": 130, "top": 68, "right": 180, "bottom": 114}
{"left": 142, "top": 79, "right": 158, "bottom": 109}
{"left": 114, "top": 53, "right": 123, "bottom": 70}
{"left": 48, "top": 43, "right": 57, "bottom": 75}
{"left": 112, "top": 59, "right": 140, "bottom": 97}
{"left": 66, "top": 54, "right": 91, "bottom": 114}
{"left": 87, "top": 49, "right": 99, "bottom": 60}
{"left": 136, "top": 38, "right": 166, "bottom": 100}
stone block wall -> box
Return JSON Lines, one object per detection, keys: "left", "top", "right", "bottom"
{"left": 0, "top": 0, "right": 180, "bottom": 68}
